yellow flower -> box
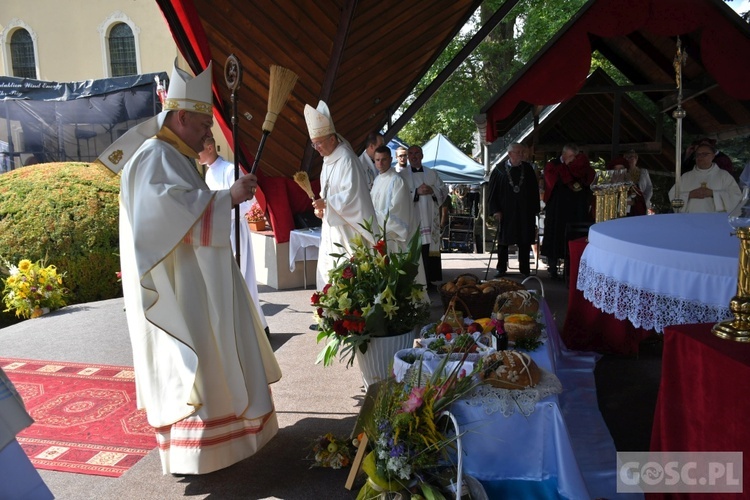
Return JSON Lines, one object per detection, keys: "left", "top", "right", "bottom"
{"left": 338, "top": 292, "right": 352, "bottom": 311}
{"left": 18, "top": 260, "right": 32, "bottom": 273}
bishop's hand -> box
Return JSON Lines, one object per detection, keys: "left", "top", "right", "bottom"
{"left": 230, "top": 173, "right": 258, "bottom": 205}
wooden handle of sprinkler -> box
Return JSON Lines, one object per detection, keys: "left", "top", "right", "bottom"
{"left": 249, "top": 130, "right": 271, "bottom": 175}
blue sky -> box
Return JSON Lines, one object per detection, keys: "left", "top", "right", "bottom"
{"left": 729, "top": 0, "right": 750, "bottom": 14}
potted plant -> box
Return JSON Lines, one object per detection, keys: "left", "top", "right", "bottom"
{"left": 245, "top": 202, "right": 267, "bottom": 231}
{"left": 1, "top": 258, "right": 69, "bottom": 319}
{"left": 311, "top": 218, "right": 430, "bottom": 387}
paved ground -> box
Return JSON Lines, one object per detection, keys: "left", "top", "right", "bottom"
{"left": 0, "top": 251, "right": 658, "bottom": 499}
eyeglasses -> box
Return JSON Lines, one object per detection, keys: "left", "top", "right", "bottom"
{"left": 311, "top": 136, "right": 332, "bottom": 149}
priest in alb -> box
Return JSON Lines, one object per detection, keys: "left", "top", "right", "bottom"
{"left": 370, "top": 145, "right": 427, "bottom": 285}
{"left": 306, "top": 101, "right": 376, "bottom": 290}
{"left": 669, "top": 143, "right": 742, "bottom": 213}
{"left": 96, "top": 61, "right": 281, "bottom": 475}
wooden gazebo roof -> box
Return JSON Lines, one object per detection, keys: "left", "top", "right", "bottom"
{"left": 156, "top": 0, "right": 487, "bottom": 179}
{"left": 481, "top": 0, "right": 750, "bottom": 169}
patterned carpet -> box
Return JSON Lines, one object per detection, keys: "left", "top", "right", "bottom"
{"left": 1, "top": 358, "right": 157, "bottom": 477}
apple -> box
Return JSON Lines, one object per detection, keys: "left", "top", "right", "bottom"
{"left": 436, "top": 322, "right": 453, "bottom": 335}
{"left": 466, "top": 322, "right": 483, "bottom": 334}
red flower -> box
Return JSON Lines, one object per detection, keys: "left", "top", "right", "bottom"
{"left": 317, "top": 307, "right": 324, "bottom": 317}
{"left": 342, "top": 310, "right": 365, "bottom": 333}
{"left": 374, "top": 239, "right": 387, "bottom": 256}
{"left": 332, "top": 320, "right": 348, "bottom": 337}
{"left": 322, "top": 283, "right": 332, "bottom": 294}
{"left": 311, "top": 293, "right": 321, "bottom": 305}
{"left": 342, "top": 266, "right": 354, "bottom": 279}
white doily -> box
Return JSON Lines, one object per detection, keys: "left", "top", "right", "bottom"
{"left": 577, "top": 258, "right": 732, "bottom": 333}
{"left": 463, "top": 369, "right": 562, "bottom": 418}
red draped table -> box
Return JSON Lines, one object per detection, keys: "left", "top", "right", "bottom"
{"left": 562, "top": 237, "right": 651, "bottom": 354}
{"left": 649, "top": 323, "right": 750, "bottom": 499}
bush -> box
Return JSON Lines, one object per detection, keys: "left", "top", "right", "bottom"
{"left": 0, "top": 162, "right": 120, "bottom": 324}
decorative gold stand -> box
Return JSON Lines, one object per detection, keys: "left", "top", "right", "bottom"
{"left": 713, "top": 227, "right": 750, "bottom": 341}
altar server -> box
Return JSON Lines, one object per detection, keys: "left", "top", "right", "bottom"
{"left": 97, "top": 61, "right": 281, "bottom": 475}
{"left": 669, "top": 143, "right": 742, "bottom": 213}
{"left": 199, "top": 137, "right": 269, "bottom": 336}
{"left": 306, "top": 100, "right": 376, "bottom": 290}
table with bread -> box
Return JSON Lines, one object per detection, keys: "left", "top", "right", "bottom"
{"left": 392, "top": 275, "right": 629, "bottom": 499}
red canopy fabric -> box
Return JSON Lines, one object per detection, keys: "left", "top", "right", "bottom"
{"left": 484, "top": 0, "right": 750, "bottom": 142}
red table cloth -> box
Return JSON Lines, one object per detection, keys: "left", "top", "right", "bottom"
{"left": 562, "top": 237, "right": 651, "bottom": 354}
{"left": 649, "top": 323, "right": 750, "bottom": 499}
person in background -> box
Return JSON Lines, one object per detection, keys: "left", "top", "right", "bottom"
{"left": 609, "top": 150, "right": 653, "bottom": 216}
{"left": 199, "top": 137, "right": 269, "bottom": 337}
{"left": 669, "top": 142, "right": 742, "bottom": 213}
{"left": 394, "top": 146, "right": 409, "bottom": 173}
{"left": 684, "top": 137, "right": 735, "bottom": 179}
{"left": 97, "top": 61, "right": 281, "bottom": 475}
{"left": 358, "top": 131, "right": 384, "bottom": 190}
{"left": 403, "top": 145, "right": 448, "bottom": 289}
{"left": 488, "top": 142, "right": 540, "bottom": 278}
{"left": 540, "top": 143, "right": 595, "bottom": 280}
{"left": 306, "top": 101, "right": 376, "bottom": 290}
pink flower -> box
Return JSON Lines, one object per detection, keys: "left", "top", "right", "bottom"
{"left": 401, "top": 387, "right": 425, "bottom": 413}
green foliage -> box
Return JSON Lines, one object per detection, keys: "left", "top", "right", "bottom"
{"left": 0, "top": 162, "right": 121, "bottom": 325}
{"left": 399, "top": 0, "right": 587, "bottom": 154}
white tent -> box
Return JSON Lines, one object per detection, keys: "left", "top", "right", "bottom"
{"left": 421, "top": 133, "right": 486, "bottom": 185}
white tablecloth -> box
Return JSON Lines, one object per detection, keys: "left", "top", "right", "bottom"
{"left": 288, "top": 228, "right": 321, "bottom": 272}
{"left": 578, "top": 212, "right": 738, "bottom": 332}
{"left": 396, "top": 299, "right": 637, "bottom": 499}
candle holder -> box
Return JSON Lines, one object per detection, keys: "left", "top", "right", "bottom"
{"left": 713, "top": 188, "right": 750, "bottom": 341}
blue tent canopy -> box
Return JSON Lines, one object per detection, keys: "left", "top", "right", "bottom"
{"left": 421, "top": 133, "right": 486, "bottom": 185}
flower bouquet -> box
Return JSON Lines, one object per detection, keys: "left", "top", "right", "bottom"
{"left": 1, "top": 258, "right": 69, "bottom": 319}
{"left": 357, "top": 354, "right": 484, "bottom": 499}
{"left": 245, "top": 202, "right": 266, "bottom": 231}
{"left": 312, "top": 218, "right": 430, "bottom": 367}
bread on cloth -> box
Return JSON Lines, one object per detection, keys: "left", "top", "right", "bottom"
{"left": 493, "top": 290, "right": 539, "bottom": 316}
{"left": 502, "top": 313, "right": 541, "bottom": 342}
{"left": 481, "top": 350, "right": 541, "bottom": 389}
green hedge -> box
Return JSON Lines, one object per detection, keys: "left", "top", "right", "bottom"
{"left": 0, "top": 162, "right": 121, "bottom": 324}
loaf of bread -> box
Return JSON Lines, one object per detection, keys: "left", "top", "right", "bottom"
{"left": 502, "top": 313, "right": 541, "bottom": 342}
{"left": 481, "top": 350, "right": 541, "bottom": 389}
{"left": 494, "top": 290, "right": 540, "bottom": 316}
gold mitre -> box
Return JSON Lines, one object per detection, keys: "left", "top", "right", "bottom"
{"left": 94, "top": 61, "right": 214, "bottom": 174}
{"left": 304, "top": 100, "right": 336, "bottom": 139}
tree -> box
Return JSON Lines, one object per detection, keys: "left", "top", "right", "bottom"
{"left": 398, "top": 0, "right": 586, "bottom": 154}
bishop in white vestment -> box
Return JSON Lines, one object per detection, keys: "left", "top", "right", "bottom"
{"left": 98, "top": 62, "right": 281, "bottom": 475}
{"left": 305, "top": 101, "right": 376, "bottom": 290}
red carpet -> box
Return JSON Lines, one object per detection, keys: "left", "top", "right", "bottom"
{"left": 1, "top": 358, "right": 157, "bottom": 477}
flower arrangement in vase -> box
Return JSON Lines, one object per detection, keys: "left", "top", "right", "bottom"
{"left": 245, "top": 202, "right": 266, "bottom": 231}
{"left": 311, "top": 218, "right": 430, "bottom": 368}
{"left": 1, "top": 258, "right": 69, "bottom": 319}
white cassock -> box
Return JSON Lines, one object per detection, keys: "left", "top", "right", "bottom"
{"left": 119, "top": 129, "right": 281, "bottom": 475}
{"left": 402, "top": 166, "right": 448, "bottom": 253}
{"left": 358, "top": 150, "right": 377, "bottom": 191}
{"left": 371, "top": 167, "right": 427, "bottom": 286}
{"left": 669, "top": 163, "right": 742, "bottom": 213}
{"left": 204, "top": 155, "right": 268, "bottom": 330}
{"left": 317, "top": 139, "right": 376, "bottom": 290}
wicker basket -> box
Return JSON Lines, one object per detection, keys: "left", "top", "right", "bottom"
{"left": 440, "top": 276, "right": 525, "bottom": 319}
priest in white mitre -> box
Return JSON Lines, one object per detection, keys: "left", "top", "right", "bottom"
{"left": 306, "top": 101, "right": 376, "bottom": 290}
{"left": 403, "top": 145, "right": 448, "bottom": 287}
{"left": 199, "top": 137, "right": 269, "bottom": 337}
{"left": 371, "top": 145, "right": 427, "bottom": 286}
{"left": 669, "top": 143, "right": 742, "bottom": 213}
{"left": 96, "top": 61, "right": 281, "bottom": 475}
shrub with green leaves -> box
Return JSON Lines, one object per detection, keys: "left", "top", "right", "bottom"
{"left": 0, "top": 162, "right": 121, "bottom": 322}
